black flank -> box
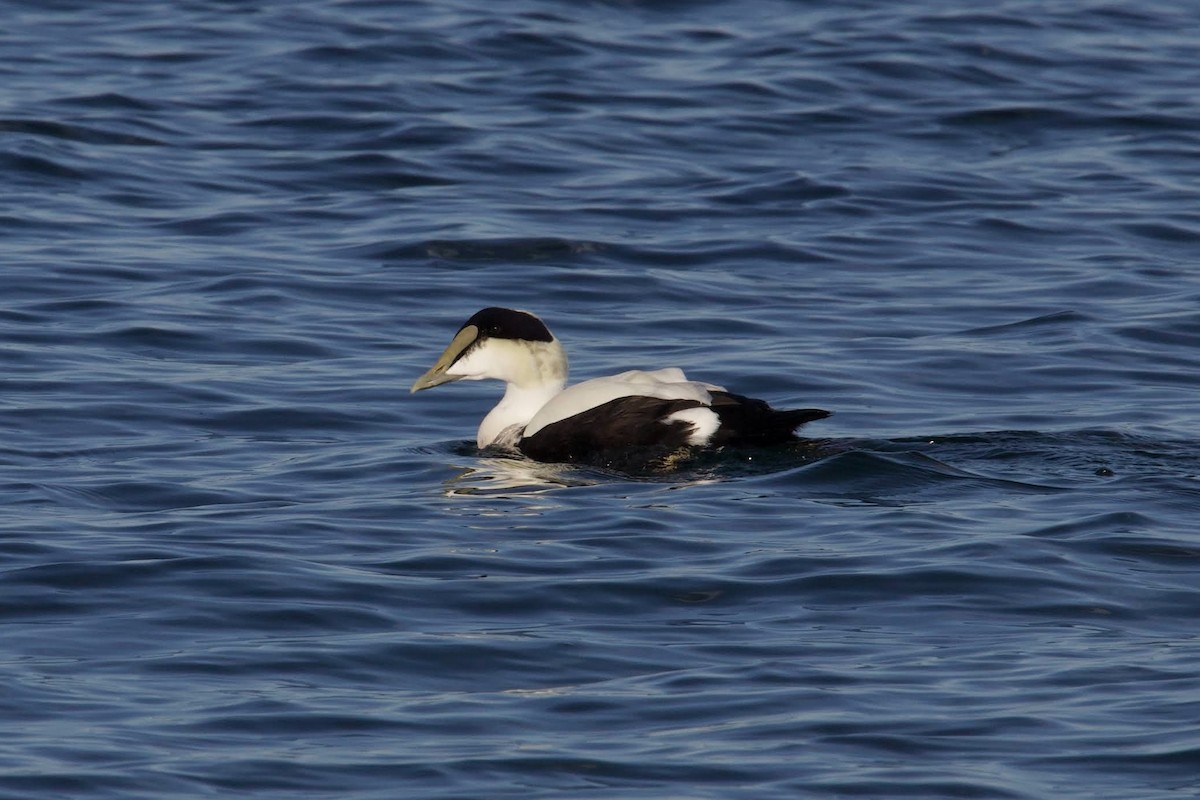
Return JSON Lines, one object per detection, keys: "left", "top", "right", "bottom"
{"left": 518, "top": 392, "right": 831, "bottom": 465}
{"left": 519, "top": 395, "right": 704, "bottom": 465}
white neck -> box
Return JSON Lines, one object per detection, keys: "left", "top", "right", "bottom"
{"left": 441, "top": 335, "right": 569, "bottom": 448}
{"left": 477, "top": 379, "right": 565, "bottom": 448}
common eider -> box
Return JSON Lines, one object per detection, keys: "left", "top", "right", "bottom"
{"left": 411, "top": 307, "right": 830, "bottom": 467}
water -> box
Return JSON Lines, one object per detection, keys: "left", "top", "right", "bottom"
{"left": 3, "top": 1, "right": 1200, "bottom": 798}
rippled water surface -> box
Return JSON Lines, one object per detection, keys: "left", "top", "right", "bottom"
{"left": 3, "top": 1, "right": 1200, "bottom": 798}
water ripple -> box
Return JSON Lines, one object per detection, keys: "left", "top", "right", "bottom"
{"left": 3, "top": 1, "right": 1200, "bottom": 798}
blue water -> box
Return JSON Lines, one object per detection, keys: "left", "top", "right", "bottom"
{"left": 3, "top": 1, "right": 1200, "bottom": 798}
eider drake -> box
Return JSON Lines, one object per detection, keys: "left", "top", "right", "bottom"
{"left": 411, "top": 307, "right": 830, "bottom": 467}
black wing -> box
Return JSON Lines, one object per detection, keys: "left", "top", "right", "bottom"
{"left": 518, "top": 395, "right": 704, "bottom": 465}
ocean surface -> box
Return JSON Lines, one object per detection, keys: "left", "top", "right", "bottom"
{"left": 3, "top": 1, "right": 1199, "bottom": 798}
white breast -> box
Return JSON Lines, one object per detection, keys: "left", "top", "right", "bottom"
{"left": 523, "top": 368, "right": 725, "bottom": 438}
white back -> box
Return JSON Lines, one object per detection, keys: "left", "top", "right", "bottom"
{"left": 523, "top": 368, "right": 725, "bottom": 438}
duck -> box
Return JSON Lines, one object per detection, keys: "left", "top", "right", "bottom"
{"left": 411, "top": 307, "right": 830, "bottom": 468}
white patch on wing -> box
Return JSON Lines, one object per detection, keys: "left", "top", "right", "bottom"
{"left": 663, "top": 407, "right": 721, "bottom": 445}
{"left": 524, "top": 368, "right": 725, "bottom": 438}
